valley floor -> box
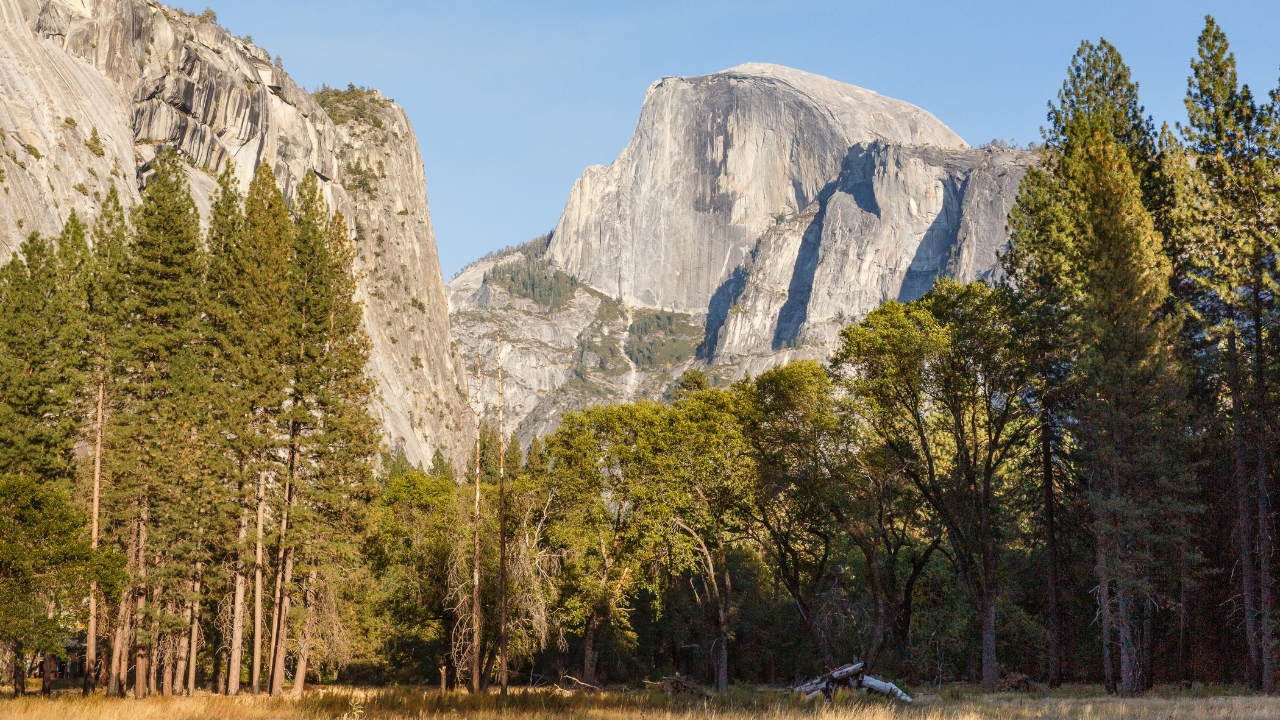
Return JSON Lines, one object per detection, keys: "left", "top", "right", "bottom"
{"left": 0, "top": 685, "right": 1273, "bottom": 720}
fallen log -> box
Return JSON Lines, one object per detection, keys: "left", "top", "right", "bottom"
{"left": 643, "top": 673, "right": 707, "bottom": 697}
{"left": 791, "top": 662, "right": 912, "bottom": 703}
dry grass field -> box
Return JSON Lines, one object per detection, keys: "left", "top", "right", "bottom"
{"left": 0, "top": 685, "right": 1275, "bottom": 720}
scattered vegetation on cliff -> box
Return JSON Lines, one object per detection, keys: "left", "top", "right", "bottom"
{"left": 313, "top": 84, "right": 390, "bottom": 127}
{"left": 483, "top": 234, "right": 579, "bottom": 310}
{"left": 625, "top": 309, "right": 699, "bottom": 370}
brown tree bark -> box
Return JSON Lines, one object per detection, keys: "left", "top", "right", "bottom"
{"left": 186, "top": 566, "right": 202, "bottom": 695}
{"left": 40, "top": 652, "right": 53, "bottom": 696}
{"left": 85, "top": 381, "right": 105, "bottom": 696}
{"left": 1042, "top": 415, "right": 1063, "bottom": 687}
{"left": 268, "top": 476, "right": 296, "bottom": 696}
{"left": 12, "top": 644, "right": 25, "bottom": 697}
{"left": 269, "top": 544, "right": 295, "bottom": 696}
{"left": 1097, "top": 536, "right": 1116, "bottom": 694}
{"left": 291, "top": 568, "right": 317, "bottom": 698}
{"left": 1228, "top": 329, "right": 1261, "bottom": 688}
{"left": 107, "top": 584, "right": 131, "bottom": 697}
{"left": 134, "top": 506, "right": 149, "bottom": 700}
{"left": 251, "top": 471, "right": 267, "bottom": 694}
{"left": 1254, "top": 308, "right": 1274, "bottom": 694}
{"left": 581, "top": 616, "right": 597, "bottom": 688}
{"left": 228, "top": 497, "right": 250, "bottom": 694}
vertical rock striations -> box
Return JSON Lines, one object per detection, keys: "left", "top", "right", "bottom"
{"left": 547, "top": 63, "right": 969, "bottom": 313}
{"left": 451, "top": 64, "right": 1032, "bottom": 441}
{"left": 0, "top": 0, "right": 470, "bottom": 468}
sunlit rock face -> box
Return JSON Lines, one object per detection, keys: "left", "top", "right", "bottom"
{"left": 0, "top": 0, "right": 471, "bottom": 468}
{"left": 450, "top": 64, "right": 1032, "bottom": 442}
{"left": 709, "top": 141, "right": 1032, "bottom": 377}
{"left": 547, "top": 63, "right": 970, "bottom": 314}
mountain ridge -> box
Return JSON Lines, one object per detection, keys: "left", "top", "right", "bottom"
{"left": 450, "top": 64, "right": 1032, "bottom": 443}
{"left": 0, "top": 0, "right": 471, "bottom": 468}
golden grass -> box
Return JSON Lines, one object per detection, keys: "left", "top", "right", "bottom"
{"left": 0, "top": 686, "right": 1277, "bottom": 720}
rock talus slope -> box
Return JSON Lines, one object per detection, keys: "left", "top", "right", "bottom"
{"left": 451, "top": 64, "right": 1032, "bottom": 441}
{"left": 0, "top": 0, "right": 470, "bottom": 468}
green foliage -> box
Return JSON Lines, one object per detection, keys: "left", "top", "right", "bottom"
{"left": 342, "top": 160, "right": 378, "bottom": 197}
{"left": 85, "top": 127, "right": 105, "bottom": 157}
{"left": 484, "top": 248, "right": 579, "bottom": 310}
{"left": 0, "top": 475, "right": 101, "bottom": 656}
{"left": 625, "top": 310, "right": 699, "bottom": 370}
{"left": 313, "top": 84, "right": 390, "bottom": 127}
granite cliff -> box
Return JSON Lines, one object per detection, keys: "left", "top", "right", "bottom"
{"left": 450, "top": 64, "right": 1032, "bottom": 442}
{"left": 0, "top": 0, "right": 470, "bottom": 467}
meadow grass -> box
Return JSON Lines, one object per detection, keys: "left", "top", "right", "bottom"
{"left": 0, "top": 684, "right": 1276, "bottom": 720}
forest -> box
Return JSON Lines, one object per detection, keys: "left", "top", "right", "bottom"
{"left": 1, "top": 16, "right": 1279, "bottom": 702}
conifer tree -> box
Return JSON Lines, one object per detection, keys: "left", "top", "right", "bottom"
{"left": 276, "top": 174, "right": 377, "bottom": 696}
{"left": 1181, "top": 16, "right": 1280, "bottom": 691}
{"left": 82, "top": 189, "right": 128, "bottom": 695}
{"left": 105, "top": 149, "right": 207, "bottom": 698}
{"left": 208, "top": 161, "right": 293, "bottom": 695}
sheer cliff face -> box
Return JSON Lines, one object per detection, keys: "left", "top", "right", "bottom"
{"left": 547, "top": 63, "right": 969, "bottom": 313}
{"left": 0, "top": 0, "right": 470, "bottom": 468}
{"left": 451, "top": 64, "right": 1031, "bottom": 441}
{"left": 709, "top": 142, "right": 1032, "bottom": 377}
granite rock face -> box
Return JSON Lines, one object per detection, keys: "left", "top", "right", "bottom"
{"left": 709, "top": 142, "right": 1032, "bottom": 377}
{"left": 547, "top": 63, "right": 969, "bottom": 314}
{"left": 451, "top": 65, "right": 1032, "bottom": 442}
{"left": 0, "top": 0, "right": 470, "bottom": 468}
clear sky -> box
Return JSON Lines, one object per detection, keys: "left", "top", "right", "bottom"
{"left": 182, "top": 1, "right": 1280, "bottom": 277}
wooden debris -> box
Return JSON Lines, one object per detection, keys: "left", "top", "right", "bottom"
{"left": 644, "top": 673, "right": 708, "bottom": 697}
{"left": 791, "top": 662, "right": 912, "bottom": 703}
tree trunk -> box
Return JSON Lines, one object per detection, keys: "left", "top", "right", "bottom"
{"left": 471, "top": 424, "right": 483, "bottom": 694}
{"left": 134, "top": 508, "right": 149, "bottom": 700}
{"left": 84, "top": 382, "right": 105, "bottom": 696}
{"left": 147, "top": 614, "right": 158, "bottom": 696}
{"left": 1116, "top": 585, "right": 1138, "bottom": 696}
{"left": 251, "top": 470, "right": 267, "bottom": 694}
{"left": 1142, "top": 588, "right": 1153, "bottom": 691}
{"left": 268, "top": 479, "right": 295, "bottom": 696}
{"left": 187, "top": 567, "right": 202, "bottom": 696}
{"left": 1257, "top": 430, "right": 1274, "bottom": 694}
{"left": 40, "top": 652, "right": 53, "bottom": 696}
{"left": 162, "top": 626, "right": 174, "bottom": 696}
{"left": 213, "top": 645, "right": 224, "bottom": 694}
{"left": 980, "top": 589, "right": 998, "bottom": 691}
{"left": 228, "top": 501, "right": 249, "bottom": 695}
{"left": 269, "top": 545, "right": 295, "bottom": 696}
{"left": 1097, "top": 535, "right": 1116, "bottom": 694}
{"left": 1179, "top": 540, "right": 1192, "bottom": 687}
{"left": 12, "top": 644, "right": 24, "bottom": 697}
{"left": 581, "top": 616, "right": 598, "bottom": 687}
{"left": 108, "top": 585, "right": 131, "bottom": 697}
{"left": 1042, "top": 414, "right": 1062, "bottom": 687}
{"left": 291, "top": 568, "right": 317, "bottom": 698}
{"left": 1228, "top": 330, "right": 1260, "bottom": 688}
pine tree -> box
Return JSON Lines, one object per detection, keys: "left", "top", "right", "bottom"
{"left": 276, "top": 174, "right": 377, "bottom": 696}
{"left": 1181, "top": 16, "right": 1280, "bottom": 691}
{"left": 104, "top": 148, "right": 208, "bottom": 698}
{"left": 1059, "top": 111, "right": 1184, "bottom": 696}
{"left": 207, "top": 161, "right": 293, "bottom": 695}
{"left": 82, "top": 189, "right": 128, "bottom": 695}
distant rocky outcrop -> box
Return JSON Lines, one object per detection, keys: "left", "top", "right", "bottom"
{"left": 0, "top": 0, "right": 470, "bottom": 468}
{"left": 450, "top": 64, "right": 1032, "bottom": 442}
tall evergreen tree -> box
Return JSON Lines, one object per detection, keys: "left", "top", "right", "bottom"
{"left": 104, "top": 148, "right": 208, "bottom": 698}
{"left": 207, "top": 161, "right": 293, "bottom": 695}
{"left": 1181, "top": 16, "right": 1280, "bottom": 691}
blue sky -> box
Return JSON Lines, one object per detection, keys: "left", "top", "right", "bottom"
{"left": 185, "top": 1, "right": 1280, "bottom": 277}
